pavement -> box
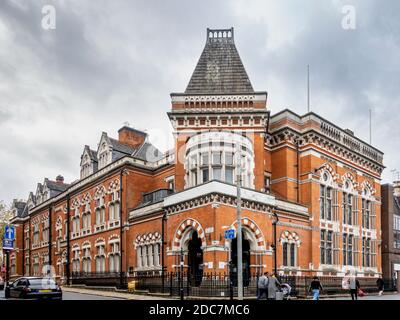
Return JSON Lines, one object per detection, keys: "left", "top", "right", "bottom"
{"left": 0, "top": 287, "right": 171, "bottom": 300}
{"left": 1, "top": 287, "right": 399, "bottom": 300}
{"left": 324, "top": 293, "right": 400, "bottom": 300}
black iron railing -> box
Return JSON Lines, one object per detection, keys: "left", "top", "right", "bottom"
{"left": 129, "top": 272, "right": 396, "bottom": 298}
{"left": 70, "top": 271, "right": 397, "bottom": 298}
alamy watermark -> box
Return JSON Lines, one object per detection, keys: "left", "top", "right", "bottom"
{"left": 341, "top": 5, "right": 356, "bottom": 30}
{"left": 41, "top": 5, "right": 56, "bottom": 30}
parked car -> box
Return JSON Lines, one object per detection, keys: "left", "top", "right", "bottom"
{"left": 5, "top": 277, "right": 62, "bottom": 300}
{"left": 0, "top": 276, "right": 4, "bottom": 290}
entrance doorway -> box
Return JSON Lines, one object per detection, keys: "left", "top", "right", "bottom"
{"left": 187, "top": 231, "right": 203, "bottom": 286}
{"left": 230, "top": 232, "right": 251, "bottom": 286}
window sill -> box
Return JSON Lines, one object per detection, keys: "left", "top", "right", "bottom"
{"left": 108, "top": 220, "right": 120, "bottom": 228}
{"left": 95, "top": 223, "right": 106, "bottom": 232}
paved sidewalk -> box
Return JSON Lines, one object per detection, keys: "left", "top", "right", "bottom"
{"left": 62, "top": 286, "right": 172, "bottom": 300}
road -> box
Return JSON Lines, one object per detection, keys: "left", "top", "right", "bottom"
{"left": 1, "top": 288, "right": 399, "bottom": 300}
{"left": 0, "top": 289, "right": 124, "bottom": 300}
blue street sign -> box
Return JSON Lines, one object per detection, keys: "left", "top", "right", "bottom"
{"left": 4, "top": 225, "right": 15, "bottom": 240}
{"left": 2, "top": 239, "right": 14, "bottom": 250}
{"left": 224, "top": 229, "right": 236, "bottom": 240}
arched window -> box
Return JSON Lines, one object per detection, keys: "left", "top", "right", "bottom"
{"left": 135, "top": 233, "right": 162, "bottom": 270}
{"left": 280, "top": 231, "right": 300, "bottom": 268}
{"left": 137, "top": 246, "right": 142, "bottom": 268}
{"left": 82, "top": 247, "right": 91, "bottom": 273}
{"left": 95, "top": 244, "right": 106, "bottom": 273}
{"left": 109, "top": 204, "right": 115, "bottom": 221}
{"left": 95, "top": 208, "right": 101, "bottom": 225}
{"left": 109, "top": 241, "right": 120, "bottom": 273}
{"left": 185, "top": 132, "right": 255, "bottom": 188}
{"left": 342, "top": 178, "right": 356, "bottom": 225}
{"left": 320, "top": 171, "right": 334, "bottom": 221}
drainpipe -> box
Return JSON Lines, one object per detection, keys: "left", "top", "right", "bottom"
{"left": 22, "top": 221, "right": 25, "bottom": 276}
{"left": 48, "top": 205, "right": 52, "bottom": 269}
{"left": 161, "top": 211, "right": 167, "bottom": 291}
{"left": 296, "top": 139, "right": 300, "bottom": 203}
{"left": 119, "top": 169, "right": 124, "bottom": 287}
{"left": 66, "top": 195, "right": 71, "bottom": 285}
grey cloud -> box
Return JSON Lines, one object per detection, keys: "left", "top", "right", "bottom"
{"left": 0, "top": 0, "right": 399, "bottom": 204}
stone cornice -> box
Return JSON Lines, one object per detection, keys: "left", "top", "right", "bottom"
{"left": 266, "top": 127, "right": 384, "bottom": 176}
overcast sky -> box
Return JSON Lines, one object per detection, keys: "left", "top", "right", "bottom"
{"left": 0, "top": 0, "right": 399, "bottom": 204}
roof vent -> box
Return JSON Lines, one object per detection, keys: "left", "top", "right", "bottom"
{"left": 344, "top": 129, "right": 354, "bottom": 136}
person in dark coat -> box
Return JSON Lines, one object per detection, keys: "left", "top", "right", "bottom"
{"left": 376, "top": 276, "right": 384, "bottom": 296}
{"left": 309, "top": 276, "right": 323, "bottom": 300}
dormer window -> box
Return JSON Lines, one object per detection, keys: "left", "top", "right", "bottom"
{"left": 98, "top": 141, "right": 111, "bottom": 169}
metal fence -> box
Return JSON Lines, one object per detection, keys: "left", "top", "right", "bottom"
{"left": 70, "top": 271, "right": 397, "bottom": 298}
{"left": 129, "top": 272, "right": 396, "bottom": 298}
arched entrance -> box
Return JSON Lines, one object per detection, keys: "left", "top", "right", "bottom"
{"left": 230, "top": 232, "right": 251, "bottom": 287}
{"left": 187, "top": 231, "right": 203, "bottom": 286}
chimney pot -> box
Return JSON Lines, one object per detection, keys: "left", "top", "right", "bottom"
{"left": 56, "top": 175, "right": 64, "bottom": 184}
{"left": 394, "top": 180, "right": 400, "bottom": 197}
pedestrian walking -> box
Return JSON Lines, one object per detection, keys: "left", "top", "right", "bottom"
{"left": 376, "top": 276, "right": 384, "bottom": 296}
{"left": 348, "top": 274, "right": 360, "bottom": 300}
{"left": 308, "top": 276, "right": 323, "bottom": 300}
{"left": 267, "top": 273, "right": 281, "bottom": 300}
{"left": 257, "top": 272, "right": 269, "bottom": 300}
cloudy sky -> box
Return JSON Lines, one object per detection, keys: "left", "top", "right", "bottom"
{"left": 0, "top": 0, "right": 399, "bottom": 204}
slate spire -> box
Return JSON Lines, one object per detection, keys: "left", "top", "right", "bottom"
{"left": 185, "top": 28, "right": 254, "bottom": 95}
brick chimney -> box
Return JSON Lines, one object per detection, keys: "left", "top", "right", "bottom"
{"left": 56, "top": 175, "right": 64, "bottom": 184}
{"left": 118, "top": 126, "right": 147, "bottom": 148}
{"left": 394, "top": 180, "right": 400, "bottom": 197}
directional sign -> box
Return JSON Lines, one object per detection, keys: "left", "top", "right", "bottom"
{"left": 2, "top": 239, "right": 14, "bottom": 250}
{"left": 4, "top": 225, "right": 15, "bottom": 240}
{"left": 224, "top": 229, "right": 236, "bottom": 240}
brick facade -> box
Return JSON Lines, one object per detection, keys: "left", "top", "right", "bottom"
{"left": 8, "top": 28, "right": 385, "bottom": 284}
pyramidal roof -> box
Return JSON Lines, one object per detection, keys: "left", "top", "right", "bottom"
{"left": 185, "top": 28, "right": 254, "bottom": 95}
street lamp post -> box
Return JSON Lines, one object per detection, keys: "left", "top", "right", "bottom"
{"left": 236, "top": 143, "right": 243, "bottom": 300}
{"left": 271, "top": 212, "right": 279, "bottom": 276}
{"left": 5, "top": 249, "right": 10, "bottom": 286}
{"left": 180, "top": 247, "right": 184, "bottom": 300}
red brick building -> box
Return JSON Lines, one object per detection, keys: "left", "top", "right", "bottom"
{"left": 8, "top": 28, "right": 385, "bottom": 285}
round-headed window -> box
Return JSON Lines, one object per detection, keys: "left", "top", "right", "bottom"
{"left": 185, "top": 131, "right": 255, "bottom": 188}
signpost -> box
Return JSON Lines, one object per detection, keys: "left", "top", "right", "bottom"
{"left": 224, "top": 229, "right": 236, "bottom": 240}
{"left": 2, "top": 239, "right": 14, "bottom": 250}
{"left": 2, "top": 225, "right": 15, "bottom": 286}
{"left": 4, "top": 225, "right": 15, "bottom": 241}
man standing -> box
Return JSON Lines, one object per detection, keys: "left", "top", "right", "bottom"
{"left": 257, "top": 272, "right": 269, "bottom": 300}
